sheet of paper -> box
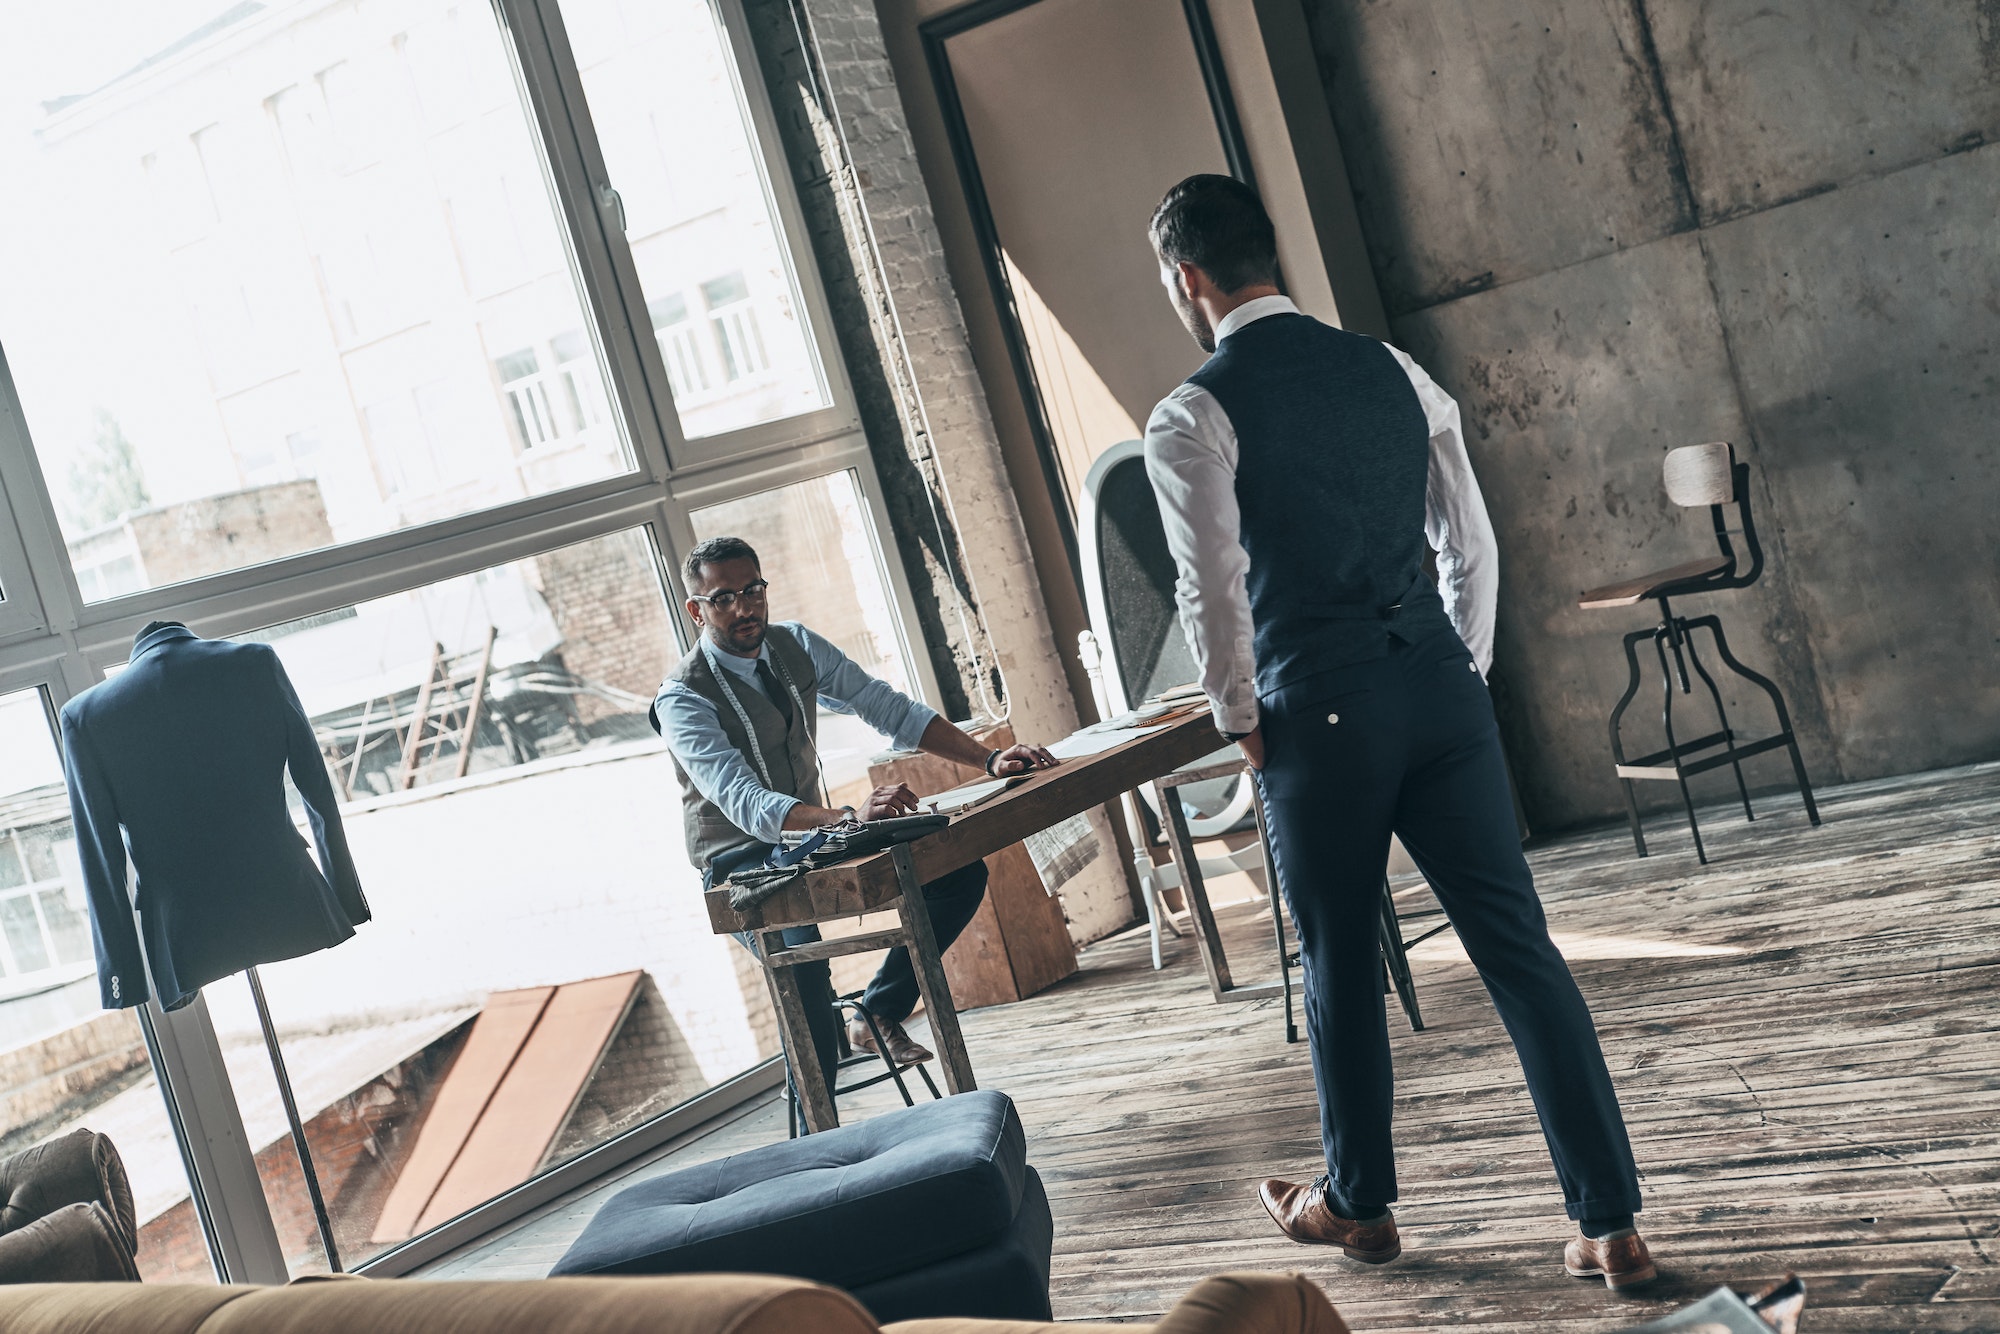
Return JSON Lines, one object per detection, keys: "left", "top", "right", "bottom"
{"left": 1025, "top": 813, "right": 1100, "bottom": 896}
{"left": 922, "top": 775, "right": 1020, "bottom": 814}
{"left": 926, "top": 713, "right": 1188, "bottom": 810}
{"left": 1047, "top": 721, "right": 1172, "bottom": 760}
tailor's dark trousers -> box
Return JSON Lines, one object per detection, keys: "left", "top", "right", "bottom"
{"left": 715, "top": 852, "right": 988, "bottom": 1094}
{"left": 1254, "top": 629, "right": 1642, "bottom": 1221}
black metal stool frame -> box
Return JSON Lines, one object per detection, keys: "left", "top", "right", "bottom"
{"left": 1597, "top": 449, "right": 1822, "bottom": 864}
{"left": 786, "top": 993, "right": 941, "bottom": 1139}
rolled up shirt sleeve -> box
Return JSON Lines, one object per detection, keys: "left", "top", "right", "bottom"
{"left": 1387, "top": 345, "right": 1499, "bottom": 676}
{"left": 1144, "top": 384, "right": 1260, "bottom": 735}
{"left": 789, "top": 622, "right": 938, "bottom": 752}
{"left": 654, "top": 683, "right": 800, "bottom": 844}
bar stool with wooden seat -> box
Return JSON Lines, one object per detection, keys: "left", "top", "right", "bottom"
{"left": 784, "top": 991, "right": 941, "bottom": 1139}
{"left": 1579, "top": 441, "right": 1822, "bottom": 863}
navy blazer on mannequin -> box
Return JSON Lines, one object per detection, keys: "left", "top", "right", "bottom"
{"left": 59, "top": 622, "right": 369, "bottom": 1011}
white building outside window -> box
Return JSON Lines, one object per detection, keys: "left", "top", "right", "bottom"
{"left": 0, "top": 830, "right": 92, "bottom": 991}
{"left": 701, "top": 271, "right": 769, "bottom": 383}
{"left": 648, "top": 294, "right": 710, "bottom": 402}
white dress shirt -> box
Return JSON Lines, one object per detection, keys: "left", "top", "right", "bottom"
{"left": 1142, "top": 295, "right": 1498, "bottom": 736}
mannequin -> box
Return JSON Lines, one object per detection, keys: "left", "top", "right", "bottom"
{"left": 60, "top": 621, "right": 368, "bottom": 1010}
{"left": 60, "top": 620, "right": 370, "bottom": 1269}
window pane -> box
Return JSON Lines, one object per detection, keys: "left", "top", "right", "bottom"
{"left": 0, "top": 896, "right": 52, "bottom": 975}
{"left": 0, "top": 688, "right": 215, "bottom": 1283}
{"left": 195, "top": 528, "right": 781, "bottom": 1268}
{"left": 560, "top": 0, "right": 830, "bottom": 439}
{"left": 0, "top": 3, "right": 635, "bottom": 604}
{"left": 690, "top": 471, "right": 916, "bottom": 795}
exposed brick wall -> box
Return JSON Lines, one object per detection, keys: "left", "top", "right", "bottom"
{"left": 530, "top": 529, "right": 678, "bottom": 724}
{"left": 728, "top": 934, "right": 783, "bottom": 1062}
{"left": 740, "top": 0, "right": 1006, "bottom": 721}
{"left": 547, "top": 975, "right": 711, "bottom": 1163}
{"left": 732, "top": 0, "right": 1135, "bottom": 944}
{"left": 127, "top": 481, "right": 335, "bottom": 587}
{"left": 0, "top": 1010, "right": 147, "bottom": 1158}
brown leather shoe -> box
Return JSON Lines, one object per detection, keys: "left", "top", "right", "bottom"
{"left": 848, "top": 1013, "right": 932, "bottom": 1066}
{"left": 1256, "top": 1177, "right": 1400, "bottom": 1263}
{"left": 1565, "top": 1228, "right": 1658, "bottom": 1289}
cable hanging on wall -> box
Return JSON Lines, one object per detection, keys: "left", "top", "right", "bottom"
{"left": 780, "top": 0, "right": 1009, "bottom": 726}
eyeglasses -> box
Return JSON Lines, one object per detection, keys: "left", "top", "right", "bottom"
{"left": 691, "top": 579, "right": 769, "bottom": 611}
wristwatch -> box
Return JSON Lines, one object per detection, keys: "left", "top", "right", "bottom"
{"left": 1222, "top": 730, "right": 1253, "bottom": 742}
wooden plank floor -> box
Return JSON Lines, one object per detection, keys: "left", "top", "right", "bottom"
{"left": 424, "top": 762, "right": 2000, "bottom": 1331}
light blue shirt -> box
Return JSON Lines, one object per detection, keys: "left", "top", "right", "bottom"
{"left": 654, "top": 621, "right": 938, "bottom": 844}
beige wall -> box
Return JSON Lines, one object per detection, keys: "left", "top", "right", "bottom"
{"left": 878, "top": 0, "right": 1387, "bottom": 565}
{"left": 945, "top": 0, "right": 1224, "bottom": 476}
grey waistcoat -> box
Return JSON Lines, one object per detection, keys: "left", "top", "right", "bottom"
{"left": 668, "top": 626, "right": 821, "bottom": 873}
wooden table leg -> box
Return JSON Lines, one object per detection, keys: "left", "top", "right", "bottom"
{"left": 1153, "top": 779, "right": 1235, "bottom": 1002}
{"left": 892, "top": 844, "right": 976, "bottom": 1095}
{"left": 759, "top": 928, "right": 839, "bottom": 1133}
{"left": 1253, "top": 784, "right": 1300, "bottom": 1043}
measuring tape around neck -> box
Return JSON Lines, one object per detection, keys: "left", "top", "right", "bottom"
{"left": 701, "top": 632, "right": 825, "bottom": 804}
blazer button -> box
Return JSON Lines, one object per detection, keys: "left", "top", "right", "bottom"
{"left": 1326, "top": 713, "right": 1339, "bottom": 724}
{"left": 1469, "top": 662, "right": 1479, "bottom": 672}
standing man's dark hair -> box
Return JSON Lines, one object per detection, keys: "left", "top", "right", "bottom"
{"left": 682, "top": 535, "right": 759, "bottom": 592}
{"left": 1148, "top": 173, "right": 1280, "bottom": 293}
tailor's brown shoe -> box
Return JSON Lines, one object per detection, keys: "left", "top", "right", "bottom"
{"left": 1256, "top": 1177, "right": 1401, "bottom": 1263}
{"left": 1564, "top": 1228, "right": 1658, "bottom": 1289}
{"left": 848, "top": 1013, "right": 932, "bottom": 1067}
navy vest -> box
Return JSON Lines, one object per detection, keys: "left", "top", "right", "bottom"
{"left": 1186, "top": 312, "right": 1453, "bottom": 696}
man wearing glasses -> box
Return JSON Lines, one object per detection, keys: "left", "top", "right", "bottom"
{"left": 653, "top": 534, "right": 1058, "bottom": 1086}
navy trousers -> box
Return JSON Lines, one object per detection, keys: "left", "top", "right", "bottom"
{"left": 1254, "top": 630, "right": 1641, "bottom": 1221}
{"left": 713, "top": 850, "right": 988, "bottom": 1094}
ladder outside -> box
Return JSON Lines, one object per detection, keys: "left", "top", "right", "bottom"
{"left": 396, "top": 627, "right": 499, "bottom": 791}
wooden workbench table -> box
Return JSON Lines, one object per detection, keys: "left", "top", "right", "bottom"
{"left": 706, "top": 709, "right": 1225, "bottom": 1131}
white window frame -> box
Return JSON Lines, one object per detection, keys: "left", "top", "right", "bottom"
{"left": 0, "top": 371, "right": 51, "bottom": 642}
{"left": 0, "top": 0, "right": 940, "bottom": 1282}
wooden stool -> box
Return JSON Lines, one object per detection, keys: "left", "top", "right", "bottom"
{"left": 1580, "top": 442, "right": 1822, "bottom": 863}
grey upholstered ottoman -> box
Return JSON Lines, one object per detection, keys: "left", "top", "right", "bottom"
{"left": 551, "top": 1089, "right": 1053, "bottom": 1323}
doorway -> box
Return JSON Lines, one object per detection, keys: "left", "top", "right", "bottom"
{"left": 920, "top": 0, "right": 1255, "bottom": 575}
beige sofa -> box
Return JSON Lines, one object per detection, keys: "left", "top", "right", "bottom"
{"left": 0, "top": 1270, "right": 1345, "bottom": 1333}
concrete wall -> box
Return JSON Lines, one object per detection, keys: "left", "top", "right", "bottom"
{"left": 1302, "top": 0, "right": 2000, "bottom": 829}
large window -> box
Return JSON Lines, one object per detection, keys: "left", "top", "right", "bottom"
{"left": 0, "top": 0, "right": 917, "bottom": 1284}
{"left": 184, "top": 529, "right": 778, "bottom": 1274}
{"left": 561, "top": 0, "right": 832, "bottom": 443}
{"left": 0, "top": 0, "right": 632, "bottom": 603}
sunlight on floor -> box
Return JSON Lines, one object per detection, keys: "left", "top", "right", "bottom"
{"left": 1409, "top": 931, "right": 1748, "bottom": 962}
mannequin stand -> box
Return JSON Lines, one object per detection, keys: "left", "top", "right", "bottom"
{"left": 246, "top": 967, "right": 342, "bottom": 1273}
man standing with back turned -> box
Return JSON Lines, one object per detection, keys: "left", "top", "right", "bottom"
{"left": 1142, "top": 176, "right": 1652, "bottom": 1286}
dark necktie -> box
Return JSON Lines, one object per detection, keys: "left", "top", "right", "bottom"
{"left": 754, "top": 658, "right": 793, "bottom": 726}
